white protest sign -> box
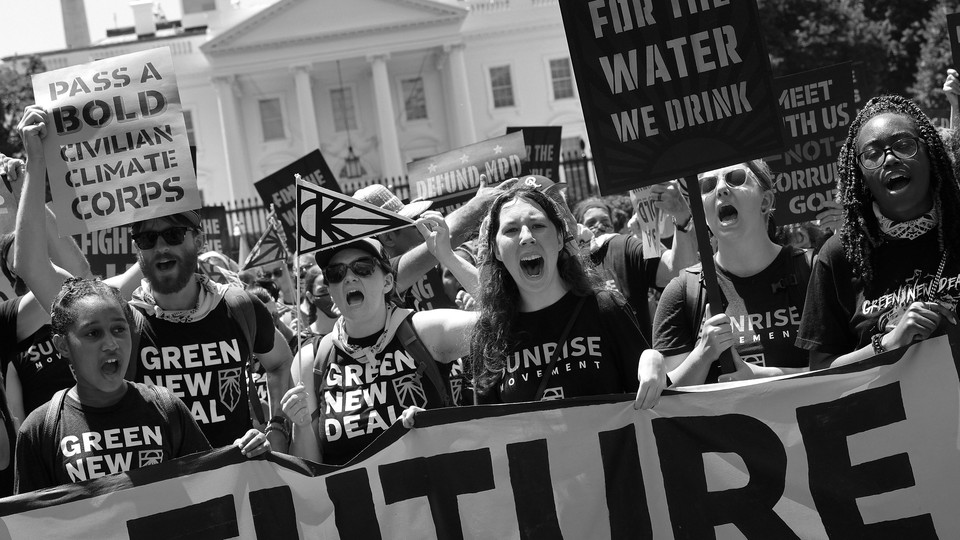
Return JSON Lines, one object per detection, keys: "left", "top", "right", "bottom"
{"left": 630, "top": 187, "right": 665, "bottom": 259}
{"left": 32, "top": 47, "right": 200, "bottom": 236}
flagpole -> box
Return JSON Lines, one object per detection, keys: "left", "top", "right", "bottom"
{"left": 294, "top": 173, "right": 303, "bottom": 383}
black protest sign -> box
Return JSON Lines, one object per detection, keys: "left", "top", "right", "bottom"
{"left": 254, "top": 150, "right": 340, "bottom": 252}
{"left": 74, "top": 227, "right": 138, "bottom": 278}
{"left": 558, "top": 0, "right": 783, "bottom": 194}
{"left": 506, "top": 126, "right": 563, "bottom": 180}
{"left": 200, "top": 205, "right": 230, "bottom": 255}
{"left": 766, "top": 63, "right": 856, "bottom": 225}
{"left": 407, "top": 132, "right": 526, "bottom": 215}
{"left": 949, "top": 13, "right": 960, "bottom": 67}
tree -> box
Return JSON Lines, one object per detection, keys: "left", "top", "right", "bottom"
{"left": 0, "top": 56, "right": 45, "bottom": 158}
{"left": 909, "top": 1, "right": 960, "bottom": 110}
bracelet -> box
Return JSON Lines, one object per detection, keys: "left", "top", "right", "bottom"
{"left": 871, "top": 333, "right": 886, "bottom": 355}
{"left": 268, "top": 415, "right": 288, "bottom": 426}
{"left": 265, "top": 422, "right": 291, "bottom": 442}
{"left": 674, "top": 215, "right": 693, "bottom": 233}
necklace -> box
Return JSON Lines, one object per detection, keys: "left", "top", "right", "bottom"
{"left": 925, "top": 251, "right": 950, "bottom": 302}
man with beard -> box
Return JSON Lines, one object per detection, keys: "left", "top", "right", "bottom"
{"left": 126, "top": 211, "right": 293, "bottom": 451}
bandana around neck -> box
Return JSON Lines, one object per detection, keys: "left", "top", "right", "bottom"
{"left": 872, "top": 202, "right": 938, "bottom": 241}
{"left": 130, "top": 274, "right": 230, "bottom": 323}
{"left": 331, "top": 304, "right": 409, "bottom": 363}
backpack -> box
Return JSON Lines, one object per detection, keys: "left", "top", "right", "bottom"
{"left": 682, "top": 247, "right": 813, "bottom": 334}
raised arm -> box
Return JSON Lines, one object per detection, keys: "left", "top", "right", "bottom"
{"left": 415, "top": 211, "right": 479, "bottom": 296}
{"left": 650, "top": 180, "right": 697, "bottom": 287}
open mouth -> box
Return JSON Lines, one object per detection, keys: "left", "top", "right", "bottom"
{"left": 102, "top": 359, "right": 120, "bottom": 376}
{"left": 519, "top": 255, "right": 544, "bottom": 278}
{"left": 156, "top": 259, "right": 177, "bottom": 272}
{"left": 345, "top": 290, "right": 364, "bottom": 306}
{"left": 884, "top": 175, "right": 910, "bottom": 192}
{"left": 717, "top": 204, "right": 739, "bottom": 224}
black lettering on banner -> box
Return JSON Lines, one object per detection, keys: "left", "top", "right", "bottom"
{"left": 599, "top": 425, "right": 652, "bottom": 539}
{"left": 326, "top": 468, "right": 382, "bottom": 539}
{"left": 506, "top": 439, "right": 563, "bottom": 540}
{"left": 379, "top": 449, "right": 495, "bottom": 540}
{"left": 250, "top": 486, "right": 299, "bottom": 539}
{"left": 126, "top": 495, "right": 238, "bottom": 540}
{"left": 652, "top": 414, "right": 798, "bottom": 539}
{"left": 796, "top": 382, "right": 937, "bottom": 537}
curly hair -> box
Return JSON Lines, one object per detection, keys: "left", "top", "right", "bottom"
{"left": 470, "top": 185, "right": 603, "bottom": 394}
{"left": 835, "top": 94, "right": 960, "bottom": 291}
{"left": 51, "top": 277, "right": 134, "bottom": 336}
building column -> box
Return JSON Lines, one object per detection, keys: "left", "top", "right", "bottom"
{"left": 367, "top": 53, "right": 405, "bottom": 179}
{"left": 212, "top": 75, "right": 250, "bottom": 201}
{"left": 292, "top": 64, "right": 320, "bottom": 153}
{"left": 446, "top": 43, "right": 477, "bottom": 147}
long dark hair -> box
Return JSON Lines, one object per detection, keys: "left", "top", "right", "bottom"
{"left": 836, "top": 94, "right": 960, "bottom": 290}
{"left": 470, "top": 185, "right": 602, "bottom": 393}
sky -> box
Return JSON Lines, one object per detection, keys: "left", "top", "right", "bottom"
{"left": 0, "top": 0, "right": 184, "bottom": 59}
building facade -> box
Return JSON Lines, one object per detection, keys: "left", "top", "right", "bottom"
{"left": 6, "top": 0, "right": 588, "bottom": 204}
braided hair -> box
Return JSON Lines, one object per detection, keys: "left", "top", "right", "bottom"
{"left": 51, "top": 277, "right": 134, "bottom": 336}
{"left": 836, "top": 94, "right": 960, "bottom": 291}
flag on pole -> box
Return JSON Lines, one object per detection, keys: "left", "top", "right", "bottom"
{"left": 241, "top": 211, "right": 289, "bottom": 270}
{"left": 297, "top": 180, "right": 414, "bottom": 255}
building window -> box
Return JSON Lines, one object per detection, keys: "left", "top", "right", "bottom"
{"left": 258, "top": 98, "right": 285, "bottom": 141}
{"left": 489, "top": 66, "right": 515, "bottom": 108}
{"left": 182, "top": 109, "right": 196, "bottom": 146}
{"left": 401, "top": 77, "right": 427, "bottom": 121}
{"left": 182, "top": 0, "right": 216, "bottom": 15}
{"left": 331, "top": 87, "right": 358, "bottom": 132}
{"left": 550, "top": 58, "right": 575, "bottom": 100}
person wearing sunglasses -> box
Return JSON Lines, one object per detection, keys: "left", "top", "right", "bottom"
{"left": 280, "top": 227, "right": 478, "bottom": 465}
{"left": 653, "top": 159, "right": 812, "bottom": 385}
{"left": 798, "top": 95, "right": 960, "bottom": 369}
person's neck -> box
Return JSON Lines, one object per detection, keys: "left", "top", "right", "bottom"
{"left": 343, "top": 307, "right": 388, "bottom": 339}
{"left": 71, "top": 382, "right": 127, "bottom": 408}
{"left": 519, "top": 279, "right": 571, "bottom": 312}
{"left": 715, "top": 236, "right": 781, "bottom": 277}
{"left": 151, "top": 275, "right": 200, "bottom": 311}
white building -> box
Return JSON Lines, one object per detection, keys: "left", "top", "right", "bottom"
{"left": 5, "top": 0, "right": 589, "bottom": 204}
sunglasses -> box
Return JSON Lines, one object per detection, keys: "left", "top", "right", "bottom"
{"left": 259, "top": 267, "right": 285, "bottom": 279}
{"left": 324, "top": 257, "right": 378, "bottom": 284}
{"left": 132, "top": 227, "right": 194, "bottom": 250}
{"left": 698, "top": 168, "right": 751, "bottom": 195}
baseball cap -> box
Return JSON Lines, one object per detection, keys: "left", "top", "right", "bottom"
{"left": 315, "top": 237, "right": 388, "bottom": 269}
{"left": 130, "top": 210, "right": 202, "bottom": 235}
{"left": 353, "top": 184, "right": 433, "bottom": 219}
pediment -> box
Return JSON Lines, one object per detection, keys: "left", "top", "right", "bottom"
{"left": 202, "top": 0, "right": 467, "bottom": 55}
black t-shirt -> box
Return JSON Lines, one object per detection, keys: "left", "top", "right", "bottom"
{"left": 14, "top": 382, "right": 210, "bottom": 494}
{"left": 797, "top": 231, "right": 960, "bottom": 365}
{"left": 494, "top": 290, "right": 644, "bottom": 403}
{"left": 131, "top": 296, "right": 275, "bottom": 448}
{"left": 654, "top": 246, "right": 810, "bottom": 383}
{"left": 390, "top": 256, "right": 458, "bottom": 311}
{"left": 590, "top": 234, "right": 658, "bottom": 345}
{"left": 314, "top": 312, "right": 452, "bottom": 465}
{"left": 0, "top": 298, "right": 76, "bottom": 415}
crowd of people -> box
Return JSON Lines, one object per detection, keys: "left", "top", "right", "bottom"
{"left": 0, "top": 81, "right": 956, "bottom": 498}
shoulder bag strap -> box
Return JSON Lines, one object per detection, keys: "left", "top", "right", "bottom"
{"left": 45, "top": 389, "right": 68, "bottom": 469}
{"left": 150, "top": 385, "right": 182, "bottom": 454}
{"left": 223, "top": 289, "right": 266, "bottom": 426}
{"left": 533, "top": 296, "right": 587, "bottom": 402}
{"left": 310, "top": 336, "right": 335, "bottom": 450}
{"left": 396, "top": 315, "right": 452, "bottom": 407}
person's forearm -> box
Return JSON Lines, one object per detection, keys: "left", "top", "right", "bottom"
{"left": 438, "top": 252, "right": 479, "bottom": 297}
{"left": 666, "top": 345, "right": 714, "bottom": 387}
{"left": 45, "top": 206, "right": 91, "bottom": 278}
{"left": 656, "top": 227, "right": 697, "bottom": 288}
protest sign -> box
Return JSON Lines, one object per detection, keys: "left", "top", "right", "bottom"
{"left": 765, "top": 63, "right": 856, "bottom": 225}
{"left": 629, "top": 187, "right": 665, "bottom": 259}
{"left": 949, "top": 13, "right": 960, "bottom": 67}
{"left": 506, "top": 126, "right": 563, "bottom": 180}
{"left": 31, "top": 47, "right": 201, "bottom": 236}
{"left": 74, "top": 227, "right": 137, "bottom": 278}
{"left": 558, "top": 0, "right": 783, "bottom": 194}
{"left": 3, "top": 332, "right": 959, "bottom": 538}
{"left": 199, "top": 205, "right": 230, "bottom": 255}
{"left": 407, "top": 132, "right": 526, "bottom": 215}
{"left": 254, "top": 150, "right": 340, "bottom": 252}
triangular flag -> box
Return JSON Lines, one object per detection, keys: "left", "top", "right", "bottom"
{"left": 242, "top": 212, "right": 290, "bottom": 270}
{"left": 199, "top": 259, "right": 244, "bottom": 288}
{"left": 297, "top": 180, "right": 415, "bottom": 255}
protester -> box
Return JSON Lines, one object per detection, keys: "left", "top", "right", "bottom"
{"left": 797, "top": 95, "right": 960, "bottom": 368}
{"left": 13, "top": 278, "right": 271, "bottom": 494}
{"left": 280, "top": 228, "right": 477, "bottom": 465}
{"left": 300, "top": 266, "right": 339, "bottom": 338}
{"left": 12, "top": 106, "right": 294, "bottom": 453}
{"left": 572, "top": 181, "right": 697, "bottom": 343}
{"left": 466, "top": 184, "right": 665, "bottom": 406}
{"left": 654, "top": 160, "right": 811, "bottom": 385}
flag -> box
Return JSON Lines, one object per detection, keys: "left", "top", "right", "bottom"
{"left": 241, "top": 212, "right": 289, "bottom": 270}
{"left": 297, "top": 180, "right": 414, "bottom": 255}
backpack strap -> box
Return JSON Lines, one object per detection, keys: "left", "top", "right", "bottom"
{"left": 395, "top": 315, "right": 452, "bottom": 407}
{"left": 45, "top": 389, "right": 67, "bottom": 472}
{"left": 222, "top": 289, "right": 266, "bottom": 426}
{"left": 311, "top": 335, "right": 336, "bottom": 451}
{"left": 148, "top": 385, "right": 182, "bottom": 455}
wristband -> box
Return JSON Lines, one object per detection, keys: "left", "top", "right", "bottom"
{"left": 871, "top": 333, "right": 886, "bottom": 355}
{"left": 674, "top": 215, "right": 693, "bottom": 233}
